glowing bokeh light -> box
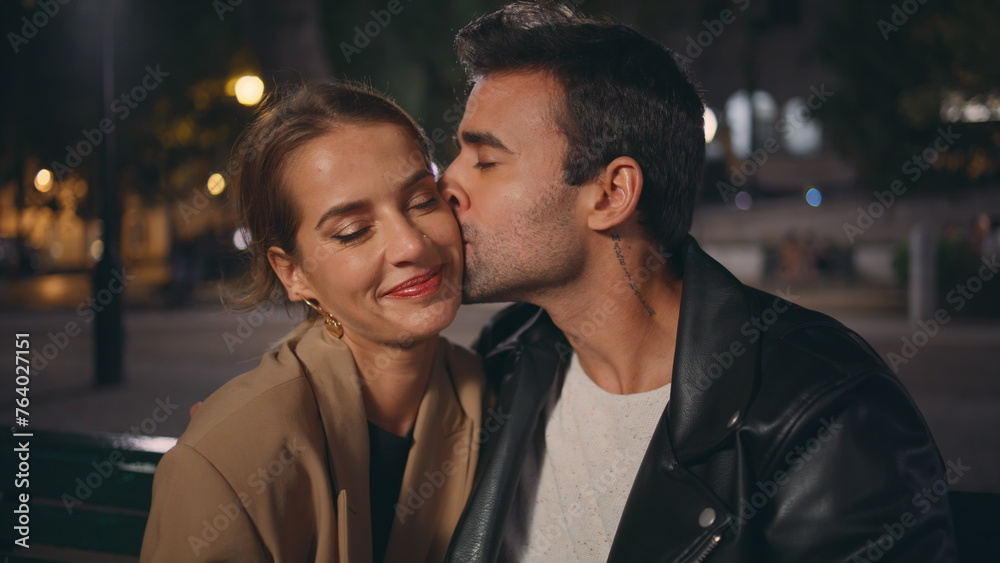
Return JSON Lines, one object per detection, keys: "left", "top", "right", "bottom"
{"left": 207, "top": 173, "right": 226, "bottom": 196}
{"left": 735, "top": 191, "right": 753, "bottom": 211}
{"left": 805, "top": 187, "right": 823, "bottom": 207}
{"left": 90, "top": 240, "right": 104, "bottom": 261}
{"left": 34, "top": 169, "right": 53, "bottom": 193}
{"left": 233, "top": 227, "right": 252, "bottom": 250}
{"left": 234, "top": 75, "right": 264, "bottom": 106}
{"left": 704, "top": 107, "right": 718, "bottom": 143}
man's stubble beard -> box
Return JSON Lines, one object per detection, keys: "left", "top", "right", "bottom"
{"left": 460, "top": 186, "right": 583, "bottom": 305}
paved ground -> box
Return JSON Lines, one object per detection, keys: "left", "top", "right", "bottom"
{"left": 1, "top": 273, "right": 998, "bottom": 492}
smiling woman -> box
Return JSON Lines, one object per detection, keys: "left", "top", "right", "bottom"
{"left": 140, "top": 82, "right": 484, "bottom": 563}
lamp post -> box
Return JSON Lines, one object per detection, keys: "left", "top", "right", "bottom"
{"left": 94, "top": 0, "right": 123, "bottom": 387}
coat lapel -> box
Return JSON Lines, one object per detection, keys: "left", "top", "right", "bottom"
{"left": 295, "top": 324, "right": 483, "bottom": 563}
{"left": 384, "top": 338, "right": 483, "bottom": 563}
{"left": 295, "top": 322, "right": 373, "bottom": 563}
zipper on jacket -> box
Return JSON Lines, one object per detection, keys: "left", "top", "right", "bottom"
{"left": 688, "top": 533, "right": 722, "bottom": 563}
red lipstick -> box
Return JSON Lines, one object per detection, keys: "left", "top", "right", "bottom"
{"left": 383, "top": 267, "right": 443, "bottom": 299}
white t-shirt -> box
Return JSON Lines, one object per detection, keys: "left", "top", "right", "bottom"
{"left": 502, "top": 352, "right": 671, "bottom": 562}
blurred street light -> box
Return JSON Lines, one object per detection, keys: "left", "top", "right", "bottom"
{"left": 704, "top": 107, "right": 718, "bottom": 143}
{"left": 90, "top": 239, "right": 104, "bottom": 261}
{"left": 735, "top": 191, "right": 753, "bottom": 210}
{"left": 207, "top": 172, "right": 226, "bottom": 196}
{"left": 805, "top": 186, "right": 822, "bottom": 207}
{"left": 34, "top": 168, "right": 53, "bottom": 193}
{"left": 234, "top": 74, "right": 264, "bottom": 106}
{"left": 233, "top": 227, "right": 251, "bottom": 250}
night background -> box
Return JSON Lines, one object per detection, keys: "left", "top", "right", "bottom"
{"left": 1, "top": 0, "right": 998, "bottom": 560}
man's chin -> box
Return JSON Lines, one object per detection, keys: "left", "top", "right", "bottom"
{"left": 461, "top": 276, "right": 512, "bottom": 305}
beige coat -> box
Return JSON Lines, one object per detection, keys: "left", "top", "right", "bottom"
{"left": 141, "top": 321, "right": 484, "bottom": 562}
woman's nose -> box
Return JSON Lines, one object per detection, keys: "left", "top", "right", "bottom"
{"left": 385, "top": 221, "right": 431, "bottom": 266}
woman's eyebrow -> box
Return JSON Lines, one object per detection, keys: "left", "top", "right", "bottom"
{"left": 314, "top": 200, "right": 371, "bottom": 230}
{"left": 313, "top": 170, "right": 431, "bottom": 231}
{"left": 396, "top": 169, "right": 432, "bottom": 191}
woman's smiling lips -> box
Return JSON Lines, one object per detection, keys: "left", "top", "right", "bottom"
{"left": 382, "top": 266, "right": 444, "bottom": 299}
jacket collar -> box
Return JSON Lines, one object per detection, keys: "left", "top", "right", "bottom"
{"left": 668, "top": 235, "right": 759, "bottom": 461}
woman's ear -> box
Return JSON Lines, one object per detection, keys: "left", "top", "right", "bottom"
{"left": 267, "top": 246, "right": 309, "bottom": 302}
{"left": 586, "top": 156, "right": 643, "bottom": 232}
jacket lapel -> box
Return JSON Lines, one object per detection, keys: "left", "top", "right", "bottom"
{"left": 384, "top": 338, "right": 483, "bottom": 563}
{"left": 295, "top": 323, "right": 373, "bottom": 563}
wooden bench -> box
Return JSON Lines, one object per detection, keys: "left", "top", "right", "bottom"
{"left": 1, "top": 429, "right": 998, "bottom": 561}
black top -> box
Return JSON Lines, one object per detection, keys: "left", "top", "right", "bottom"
{"left": 367, "top": 421, "right": 413, "bottom": 563}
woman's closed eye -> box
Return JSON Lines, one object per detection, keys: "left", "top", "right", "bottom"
{"left": 331, "top": 224, "right": 372, "bottom": 244}
{"left": 409, "top": 192, "right": 441, "bottom": 211}
{"left": 474, "top": 161, "right": 496, "bottom": 170}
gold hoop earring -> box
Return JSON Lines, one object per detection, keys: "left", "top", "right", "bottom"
{"left": 302, "top": 298, "right": 344, "bottom": 338}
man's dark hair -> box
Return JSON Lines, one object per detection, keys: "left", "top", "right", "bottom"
{"left": 455, "top": 1, "right": 705, "bottom": 254}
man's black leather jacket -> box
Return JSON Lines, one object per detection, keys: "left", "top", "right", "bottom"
{"left": 446, "top": 236, "right": 956, "bottom": 562}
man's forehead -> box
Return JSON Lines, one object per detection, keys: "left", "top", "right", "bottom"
{"left": 463, "top": 70, "right": 564, "bottom": 133}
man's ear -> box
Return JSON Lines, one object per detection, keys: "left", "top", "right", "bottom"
{"left": 267, "top": 246, "right": 310, "bottom": 302}
{"left": 586, "top": 156, "right": 643, "bottom": 232}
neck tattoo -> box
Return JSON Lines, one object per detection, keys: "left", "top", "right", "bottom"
{"left": 612, "top": 234, "right": 656, "bottom": 316}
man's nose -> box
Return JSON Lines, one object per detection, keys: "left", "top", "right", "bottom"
{"left": 440, "top": 164, "right": 471, "bottom": 214}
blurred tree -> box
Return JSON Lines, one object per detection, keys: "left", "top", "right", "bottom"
{"left": 814, "top": 0, "right": 1000, "bottom": 192}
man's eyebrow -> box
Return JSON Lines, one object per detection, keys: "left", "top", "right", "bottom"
{"left": 313, "top": 169, "right": 432, "bottom": 230}
{"left": 460, "top": 130, "right": 515, "bottom": 153}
